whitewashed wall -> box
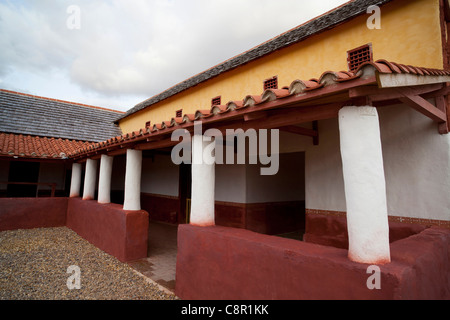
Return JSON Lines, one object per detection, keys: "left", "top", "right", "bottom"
{"left": 215, "top": 164, "right": 246, "bottom": 202}
{"left": 215, "top": 130, "right": 309, "bottom": 204}
{"left": 245, "top": 152, "right": 305, "bottom": 203}
{"left": 305, "top": 104, "right": 450, "bottom": 222}
{"left": 305, "top": 118, "right": 347, "bottom": 212}
{"left": 141, "top": 154, "right": 179, "bottom": 197}
{"left": 379, "top": 104, "right": 450, "bottom": 221}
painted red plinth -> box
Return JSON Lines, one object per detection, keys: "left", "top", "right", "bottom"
{"left": 304, "top": 213, "right": 428, "bottom": 249}
{"left": 0, "top": 197, "right": 67, "bottom": 231}
{"left": 66, "top": 198, "right": 148, "bottom": 262}
{"left": 175, "top": 224, "right": 450, "bottom": 300}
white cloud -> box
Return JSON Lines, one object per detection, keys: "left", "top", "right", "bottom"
{"left": 0, "top": 0, "right": 349, "bottom": 111}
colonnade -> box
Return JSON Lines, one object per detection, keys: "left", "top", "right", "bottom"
{"left": 69, "top": 105, "right": 391, "bottom": 264}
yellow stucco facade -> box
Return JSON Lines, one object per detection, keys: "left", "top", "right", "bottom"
{"left": 118, "top": 0, "right": 444, "bottom": 134}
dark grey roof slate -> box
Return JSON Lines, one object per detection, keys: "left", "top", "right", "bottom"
{"left": 116, "top": 0, "right": 393, "bottom": 122}
{"left": 0, "top": 90, "right": 123, "bottom": 142}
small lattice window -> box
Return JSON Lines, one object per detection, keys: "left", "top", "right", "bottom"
{"left": 264, "top": 76, "right": 278, "bottom": 90}
{"left": 176, "top": 109, "right": 183, "bottom": 118}
{"left": 145, "top": 121, "right": 151, "bottom": 128}
{"left": 211, "top": 96, "right": 221, "bottom": 106}
{"left": 347, "top": 44, "right": 373, "bottom": 72}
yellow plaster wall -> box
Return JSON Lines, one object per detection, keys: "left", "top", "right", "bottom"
{"left": 119, "top": 0, "right": 443, "bottom": 134}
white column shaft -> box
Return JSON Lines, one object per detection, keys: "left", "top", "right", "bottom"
{"left": 123, "top": 149, "right": 142, "bottom": 211}
{"left": 82, "top": 158, "right": 98, "bottom": 200}
{"left": 339, "top": 106, "right": 390, "bottom": 264}
{"left": 190, "top": 134, "right": 215, "bottom": 226}
{"left": 69, "top": 162, "right": 82, "bottom": 197}
{"left": 98, "top": 155, "right": 114, "bottom": 204}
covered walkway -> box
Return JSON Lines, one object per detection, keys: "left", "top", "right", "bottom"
{"left": 127, "top": 221, "right": 178, "bottom": 293}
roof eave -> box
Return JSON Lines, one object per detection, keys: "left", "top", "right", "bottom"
{"left": 116, "top": 0, "right": 394, "bottom": 123}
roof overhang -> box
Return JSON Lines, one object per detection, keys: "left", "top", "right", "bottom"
{"left": 116, "top": 0, "right": 395, "bottom": 123}
{"left": 70, "top": 60, "right": 450, "bottom": 161}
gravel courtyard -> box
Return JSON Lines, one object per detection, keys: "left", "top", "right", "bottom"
{"left": 0, "top": 227, "right": 177, "bottom": 300}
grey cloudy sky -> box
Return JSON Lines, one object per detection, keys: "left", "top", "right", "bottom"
{"left": 0, "top": 0, "right": 348, "bottom": 112}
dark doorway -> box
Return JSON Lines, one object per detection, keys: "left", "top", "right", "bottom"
{"left": 7, "top": 161, "right": 40, "bottom": 197}
{"left": 178, "top": 163, "right": 191, "bottom": 224}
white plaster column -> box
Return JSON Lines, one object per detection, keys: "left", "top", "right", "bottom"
{"left": 190, "top": 134, "right": 215, "bottom": 226}
{"left": 69, "top": 162, "right": 82, "bottom": 197}
{"left": 82, "top": 158, "right": 98, "bottom": 200}
{"left": 98, "top": 154, "right": 114, "bottom": 204}
{"left": 338, "top": 106, "right": 390, "bottom": 264}
{"left": 123, "top": 149, "right": 142, "bottom": 211}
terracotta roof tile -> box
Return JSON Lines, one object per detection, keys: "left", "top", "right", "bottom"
{"left": 260, "top": 89, "right": 291, "bottom": 103}
{"left": 210, "top": 105, "right": 228, "bottom": 115}
{"left": 69, "top": 60, "right": 450, "bottom": 159}
{"left": 117, "top": 0, "right": 395, "bottom": 122}
{"left": 0, "top": 133, "right": 92, "bottom": 159}
{"left": 243, "top": 95, "right": 262, "bottom": 108}
{"left": 228, "top": 100, "right": 244, "bottom": 110}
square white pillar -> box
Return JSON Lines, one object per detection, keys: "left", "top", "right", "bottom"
{"left": 190, "top": 134, "right": 215, "bottom": 226}
{"left": 82, "top": 158, "right": 98, "bottom": 200}
{"left": 339, "top": 106, "right": 390, "bottom": 264}
{"left": 69, "top": 162, "right": 82, "bottom": 198}
{"left": 98, "top": 154, "right": 114, "bottom": 204}
{"left": 123, "top": 149, "right": 142, "bottom": 211}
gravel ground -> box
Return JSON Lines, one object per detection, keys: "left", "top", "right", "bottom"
{"left": 0, "top": 227, "right": 177, "bottom": 300}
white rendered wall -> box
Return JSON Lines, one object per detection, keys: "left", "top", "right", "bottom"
{"left": 215, "top": 164, "right": 246, "bottom": 203}
{"left": 278, "top": 128, "right": 314, "bottom": 154}
{"left": 305, "top": 105, "right": 450, "bottom": 224}
{"left": 246, "top": 152, "right": 305, "bottom": 203}
{"left": 305, "top": 118, "right": 347, "bottom": 212}
{"left": 379, "top": 104, "right": 450, "bottom": 222}
{"left": 141, "top": 154, "right": 179, "bottom": 197}
{"left": 213, "top": 130, "right": 309, "bottom": 204}
{"left": 339, "top": 106, "right": 390, "bottom": 264}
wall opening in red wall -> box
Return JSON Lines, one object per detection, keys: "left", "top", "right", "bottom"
{"left": 215, "top": 151, "right": 306, "bottom": 240}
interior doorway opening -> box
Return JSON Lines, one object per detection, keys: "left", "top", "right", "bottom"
{"left": 7, "top": 161, "right": 40, "bottom": 197}
{"left": 178, "top": 163, "right": 191, "bottom": 224}
{"left": 246, "top": 151, "right": 306, "bottom": 241}
{"left": 213, "top": 151, "right": 306, "bottom": 241}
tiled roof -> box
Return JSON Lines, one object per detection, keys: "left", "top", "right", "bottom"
{"left": 116, "top": 0, "right": 394, "bottom": 122}
{"left": 69, "top": 60, "right": 450, "bottom": 159}
{"left": 0, "top": 132, "right": 92, "bottom": 159}
{"left": 0, "top": 89, "right": 123, "bottom": 142}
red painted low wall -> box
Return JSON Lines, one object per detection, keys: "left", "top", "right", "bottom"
{"left": 0, "top": 197, "right": 149, "bottom": 263}
{"left": 0, "top": 197, "right": 67, "bottom": 232}
{"left": 215, "top": 200, "right": 305, "bottom": 235}
{"left": 304, "top": 212, "right": 428, "bottom": 249}
{"left": 141, "top": 193, "right": 179, "bottom": 224}
{"left": 66, "top": 198, "right": 149, "bottom": 262}
{"left": 175, "top": 224, "right": 450, "bottom": 300}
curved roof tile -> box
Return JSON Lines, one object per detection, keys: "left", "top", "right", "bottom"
{"left": 68, "top": 60, "right": 450, "bottom": 159}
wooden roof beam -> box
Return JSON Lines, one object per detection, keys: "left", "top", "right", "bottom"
{"left": 398, "top": 90, "right": 447, "bottom": 123}
{"left": 349, "top": 83, "right": 445, "bottom": 102}
{"left": 279, "top": 125, "right": 318, "bottom": 138}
